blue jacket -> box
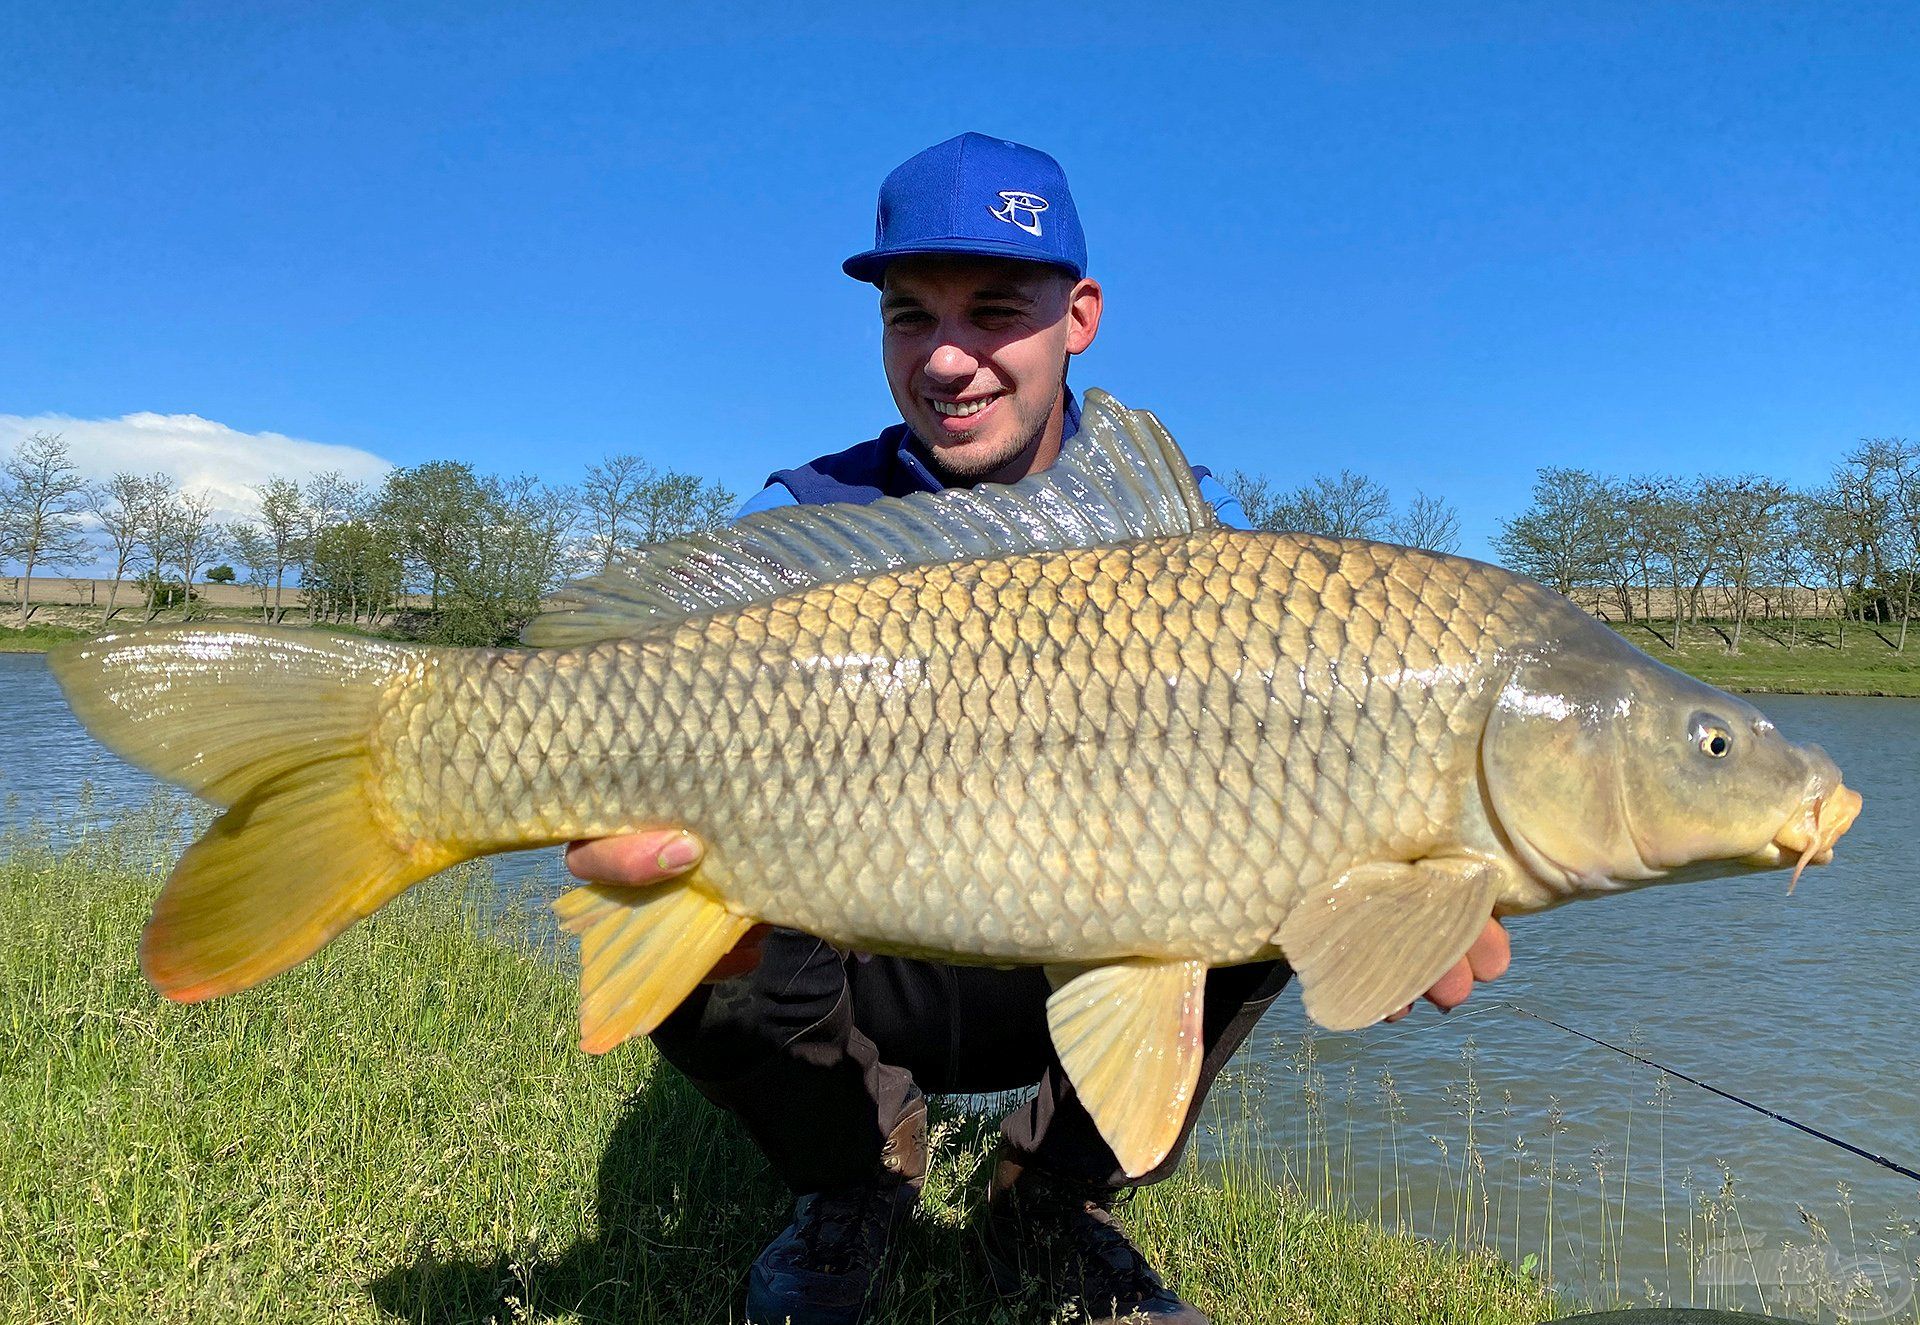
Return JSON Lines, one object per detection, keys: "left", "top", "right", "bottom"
{"left": 737, "top": 389, "right": 1250, "bottom": 529}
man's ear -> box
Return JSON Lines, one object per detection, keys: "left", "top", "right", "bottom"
{"left": 1065, "top": 277, "right": 1103, "bottom": 355}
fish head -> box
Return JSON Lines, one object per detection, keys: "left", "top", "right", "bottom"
{"left": 1481, "top": 636, "right": 1861, "bottom": 906}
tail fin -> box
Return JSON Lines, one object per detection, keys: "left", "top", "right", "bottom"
{"left": 49, "top": 626, "right": 460, "bottom": 1002}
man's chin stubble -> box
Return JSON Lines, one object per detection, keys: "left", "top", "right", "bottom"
{"left": 920, "top": 423, "right": 1044, "bottom": 483}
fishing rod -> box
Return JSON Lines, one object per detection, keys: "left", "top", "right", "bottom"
{"left": 1414, "top": 1000, "right": 1920, "bottom": 1185}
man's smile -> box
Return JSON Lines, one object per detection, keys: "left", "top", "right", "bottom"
{"left": 925, "top": 391, "right": 1006, "bottom": 434}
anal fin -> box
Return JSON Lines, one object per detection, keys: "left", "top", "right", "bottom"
{"left": 1046, "top": 959, "right": 1207, "bottom": 1179}
{"left": 554, "top": 882, "right": 756, "bottom": 1053}
{"left": 1277, "top": 857, "right": 1503, "bottom": 1032}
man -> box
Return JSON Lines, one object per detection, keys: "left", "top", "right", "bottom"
{"left": 567, "top": 133, "right": 1511, "bottom": 1325}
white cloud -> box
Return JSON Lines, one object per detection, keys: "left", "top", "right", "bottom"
{"left": 0, "top": 411, "right": 394, "bottom": 526}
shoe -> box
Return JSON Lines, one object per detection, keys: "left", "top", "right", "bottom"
{"left": 979, "top": 1152, "right": 1209, "bottom": 1324}
{"left": 743, "top": 1106, "right": 926, "bottom": 1325}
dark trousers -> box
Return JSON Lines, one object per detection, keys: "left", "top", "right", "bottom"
{"left": 650, "top": 928, "right": 1293, "bottom": 1195}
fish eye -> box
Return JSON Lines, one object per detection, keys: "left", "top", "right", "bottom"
{"left": 1692, "top": 717, "right": 1733, "bottom": 759}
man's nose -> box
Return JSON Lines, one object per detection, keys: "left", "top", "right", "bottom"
{"left": 923, "top": 338, "right": 979, "bottom": 384}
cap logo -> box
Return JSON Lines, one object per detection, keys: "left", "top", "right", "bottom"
{"left": 989, "top": 190, "right": 1048, "bottom": 237}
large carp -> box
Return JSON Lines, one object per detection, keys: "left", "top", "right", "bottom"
{"left": 53, "top": 390, "right": 1861, "bottom": 1177}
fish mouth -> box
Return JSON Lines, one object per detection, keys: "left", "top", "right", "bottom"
{"left": 1744, "top": 782, "right": 1864, "bottom": 890}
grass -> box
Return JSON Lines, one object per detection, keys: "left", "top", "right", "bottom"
{"left": 0, "top": 605, "right": 315, "bottom": 653}
{"left": 0, "top": 621, "right": 88, "bottom": 653}
{"left": 0, "top": 803, "right": 1567, "bottom": 1325}
{"left": 1261, "top": 1029, "right": 1920, "bottom": 1324}
{"left": 1612, "top": 618, "right": 1920, "bottom": 697}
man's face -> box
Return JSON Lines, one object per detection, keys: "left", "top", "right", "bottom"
{"left": 880, "top": 256, "right": 1102, "bottom": 483}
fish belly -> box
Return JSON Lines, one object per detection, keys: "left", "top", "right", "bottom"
{"left": 381, "top": 530, "right": 1520, "bottom": 967}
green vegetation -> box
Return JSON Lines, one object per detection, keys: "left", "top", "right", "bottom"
{"left": 1, "top": 810, "right": 1565, "bottom": 1324}
{"left": 1614, "top": 619, "right": 1920, "bottom": 697}
{"left": 0, "top": 620, "right": 86, "bottom": 652}
{"left": 3, "top": 431, "right": 739, "bottom": 651}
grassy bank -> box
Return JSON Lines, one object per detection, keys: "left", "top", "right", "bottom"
{"left": 0, "top": 810, "right": 1565, "bottom": 1324}
{"left": 0, "top": 621, "right": 88, "bottom": 653}
{"left": 0, "top": 605, "right": 346, "bottom": 653}
{"left": 1612, "top": 619, "right": 1920, "bottom": 697}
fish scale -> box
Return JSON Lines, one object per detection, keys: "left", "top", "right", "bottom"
{"left": 377, "top": 530, "right": 1537, "bottom": 967}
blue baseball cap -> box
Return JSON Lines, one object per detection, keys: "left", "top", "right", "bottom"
{"left": 843, "top": 132, "right": 1087, "bottom": 285}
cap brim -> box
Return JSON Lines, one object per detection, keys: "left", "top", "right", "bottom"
{"left": 842, "top": 238, "right": 1082, "bottom": 284}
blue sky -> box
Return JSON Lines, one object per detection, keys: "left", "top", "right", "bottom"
{"left": 3, "top": 2, "right": 1915, "bottom": 560}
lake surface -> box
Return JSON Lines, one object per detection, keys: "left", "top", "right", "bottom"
{"left": 7, "top": 650, "right": 1916, "bottom": 1315}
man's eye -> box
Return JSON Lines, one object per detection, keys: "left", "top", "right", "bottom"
{"left": 886, "top": 311, "right": 931, "bottom": 329}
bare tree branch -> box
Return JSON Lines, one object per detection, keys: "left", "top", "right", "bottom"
{"left": 2, "top": 432, "right": 91, "bottom": 624}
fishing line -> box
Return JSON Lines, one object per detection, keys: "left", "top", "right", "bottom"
{"left": 1476, "top": 1000, "right": 1920, "bottom": 1185}
{"left": 1344, "top": 1000, "right": 1919, "bottom": 1181}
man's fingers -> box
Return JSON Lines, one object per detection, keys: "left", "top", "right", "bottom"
{"left": 562, "top": 830, "right": 759, "bottom": 983}
{"left": 1413, "top": 919, "right": 1512, "bottom": 1018}
{"left": 1383, "top": 919, "right": 1512, "bottom": 1024}
{"left": 1466, "top": 917, "right": 1511, "bottom": 983}
{"left": 1423, "top": 958, "right": 1475, "bottom": 1012}
{"left": 565, "top": 830, "right": 703, "bottom": 887}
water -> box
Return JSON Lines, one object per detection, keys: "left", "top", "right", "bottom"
{"left": 0, "top": 652, "right": 570, "bottom": 898}
{"left": 7, "top": 651, "right": 1916, "bottom": 1314}
{"left": 1236, "top": 690, "right": 1920, "bottom": 1315}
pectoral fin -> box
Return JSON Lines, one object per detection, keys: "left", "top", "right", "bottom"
{"left": 1045, "top": 959, "right": 1207, "bottom": 1179}
{"left": 1277, "top": 858, "right": 1503, "bottom": 1032}
{"left": 554, "top": 882, "right": 756, "bottom": 1054}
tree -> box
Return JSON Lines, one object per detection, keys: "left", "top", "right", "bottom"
{"left": 255, "top": 475, "right": 307, "bottom": 622}
{"left": 1288, "top": 470, "right": 1393, "bottom": 539}
{"left": 1832, "top": 441, "right": 1896, "bottom": 624}
{"left": 1222, "top": 468, "right": 1395, "bottom": 538}
{"left": 1698, "top": 475, "right": 1795, "bottom": 653}
{"left": 1875, "top": 438, "right": 1920, "bottom": 651}
{"left": 1221, "top": 471, "right": 1289, "bottom": 532}
{"left": 306, "top": 519, "right": 404, "bottom": 624}
{"left": 224, "top": 523, "right": 278, "bottom": 619}
{"left": 1227, "top": 468, "right": 1458, "bottom": 551}
{"left": 300, "top": 470, "right": 367, "bottom": 619}
{"left": 205, "top": 564, "right": 236, "bottom": 584}
{"left": 1797, "top": 487, "right": 1863, "bottom": 646}
{"left": 1636, "top": 477, "right": 1705, "bottom": 648}
{"left": 577, "top": 455, "right": 733, "bottom": 567}
{"left": 1764, "top": 503, "right": 1813, "bottom": 647}
{"left": 1595, "top": 476, "right": 1672, "bottom": 625}
{"left": 88, "top": 472, "right": 163, "bottom": 624}
{"left": 631, "top": 470, "right": 736, "bottom": 545}
{"left": 433, "top": 474, "right": 582, "bottom": 646}
{"left": 302, "top": 470, "right": 365, "bottom": 532}
{"left": 130, "top": 474, "right": 179, "bottom": 621}
{"left": 377, "top": 461, "right": 486, "bottom": 610}
{"left": 1, "top": 432, "right": 90, "bottom": 624}
{"left": 579, "top": 453, "right": 654, "bottom": 571}
{"left": 1390, "top": 492, "right": 1461, "bottom": 554}
{"left": 163, "top": 491, "right": 218, "bottom": 620}
{"left": 1494, "top": 468, "right": 1612, "bottom": 597}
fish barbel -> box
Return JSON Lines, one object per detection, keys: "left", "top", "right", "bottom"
{"left": 51, "top": 391, "right": 1862, "bottom": 1176}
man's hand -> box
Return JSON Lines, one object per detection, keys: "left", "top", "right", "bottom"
{"left": 1382, "top": 917, "right": 1510, "bottom": 1023}
{"left": 564, "top": 830, "right": 771, "bottom": 982}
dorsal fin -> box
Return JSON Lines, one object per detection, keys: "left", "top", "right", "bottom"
{"left": 522, "top": 388, "right": 1220, "bottom": 647}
